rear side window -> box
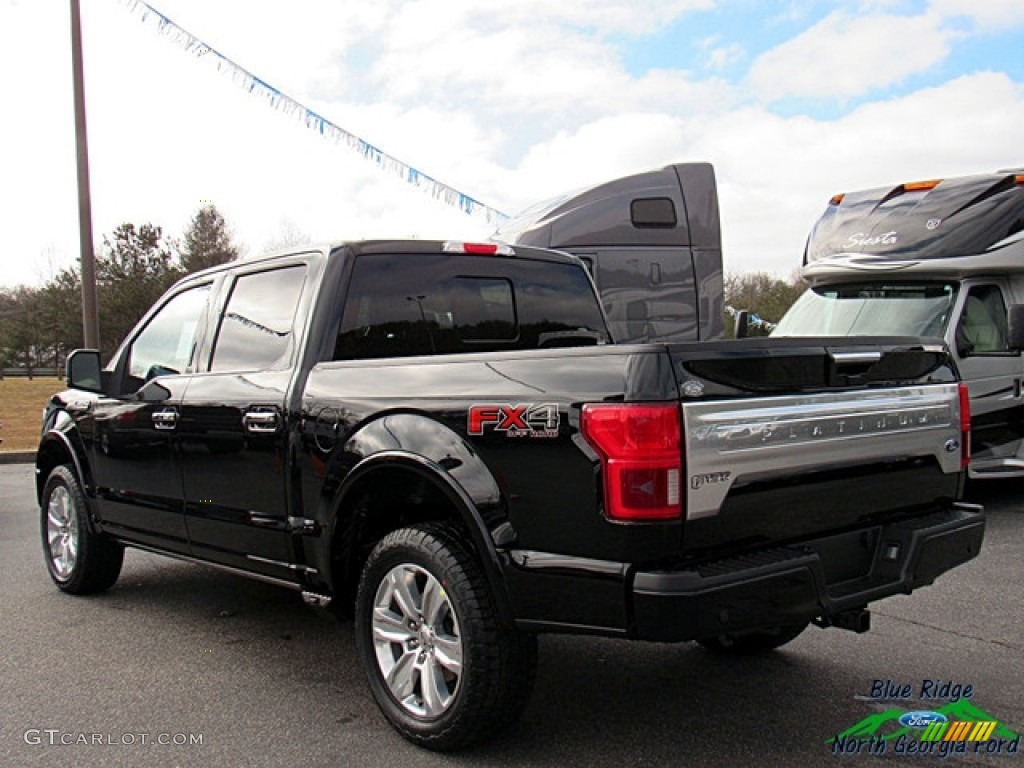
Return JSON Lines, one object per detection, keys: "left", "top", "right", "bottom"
{"left": 334, "top": 253, "right": 607, "bottom": 360}
{"left": 210, "top": 265, "right": 307, "bottom": 372}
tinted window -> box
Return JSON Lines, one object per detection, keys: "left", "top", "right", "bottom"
{"left": 210, "top": 265, "right": 307, "bottom": 372}
{"left": 334, "top": 253, "right": 607, "bottom": 360}
{"left": 631, "top": 197, "right": 677, "bottom": 228}
{"left": 128, "top": 285, "right": 210, "bottom": 382}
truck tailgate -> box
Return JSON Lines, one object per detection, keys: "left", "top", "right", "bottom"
{"left": 670, "top": 339, "right": 966, "bottom": 555}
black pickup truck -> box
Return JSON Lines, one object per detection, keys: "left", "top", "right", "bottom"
{"left": 37, "top": 239, "right": 983, "bottom": 750}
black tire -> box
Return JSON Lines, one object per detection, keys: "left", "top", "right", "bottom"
{"left": 354, "top": 523, "right": 537, "bottom": 751}
{"left": 40, "top": 465, "right": 124, "bottom": 594}
{"left": 697, "top": 622, "right": 808, "bottom": 655}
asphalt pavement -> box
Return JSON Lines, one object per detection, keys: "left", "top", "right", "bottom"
{"left": 1, "top": 462, "right": 1022, "bottom": 767}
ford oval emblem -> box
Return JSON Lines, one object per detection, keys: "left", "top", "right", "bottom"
{"left": 681, "top": 380, "right": 704, "bottom": 398}
{"left": 898, "top": 711, "right": 948, "bottom": 729}
{"left": 944, "top": 439, "right": 960, "bottom": 453}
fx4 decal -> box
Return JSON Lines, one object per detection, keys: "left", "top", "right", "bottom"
{"left": 468, "top": 403, "right": 560, "bottom": 438}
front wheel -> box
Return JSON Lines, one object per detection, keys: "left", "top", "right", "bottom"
{"left": 354, "top": 524, "right": 536, "bottom": 751}
{"left": 40, "top": 465, "right": 124, "bottom": 594}
{"left": 697, "top": 622, "right": 808, "bottom": 655}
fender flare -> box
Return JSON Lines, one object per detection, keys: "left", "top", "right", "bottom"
{"left": 332, "top": 449, "right": 514, "bottom": 626}
{"left": 36, "top": 428, "right": 100, "bottom": 534}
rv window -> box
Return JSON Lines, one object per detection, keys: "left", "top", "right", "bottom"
{"left": 773, "top": 282, "right": 958, "bottom": 338}
{"left": 956, "top": 285, "right": 1008, "bottom": 356}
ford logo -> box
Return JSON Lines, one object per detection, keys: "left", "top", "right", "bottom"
{"left": 899, "top": 711, "right": 948, "bottom": 729}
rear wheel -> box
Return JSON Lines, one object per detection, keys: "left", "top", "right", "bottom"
{"left": 355, "top": 524, "right": 536, "bottom": 751}
{"left": 41, "top": 465, "right": 124, "bottom": 594}
{"left": 697, "top": 622, "right": 808, "bottom": 655}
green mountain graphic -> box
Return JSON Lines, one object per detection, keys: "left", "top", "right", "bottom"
{"left": 829, "top": 700, "right": 1020, "bottom": 744}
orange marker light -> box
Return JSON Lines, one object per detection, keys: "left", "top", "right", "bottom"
{"left": 903, "top": 179, "right": 942, "bottom": 192}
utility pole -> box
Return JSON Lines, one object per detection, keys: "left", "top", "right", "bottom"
{"left": 70, "top": 0, "right": 100, "bottom": 350}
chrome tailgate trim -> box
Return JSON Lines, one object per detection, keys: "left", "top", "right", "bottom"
{"left": 682, "top": 384, "right": 962, "bottom": 520}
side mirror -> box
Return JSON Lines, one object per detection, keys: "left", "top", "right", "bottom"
{"left": 66, "top": 349, "right": 103, "bottom": 393}
{"left": 1008, "top": 305, "right": 1024, "bottom": 352}
{"left": 735, "top": 310, "right": 750, "bottom": 339}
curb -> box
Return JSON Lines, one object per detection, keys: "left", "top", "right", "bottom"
{"left": 0, "top": 452, "right": 34, "bottom": 465}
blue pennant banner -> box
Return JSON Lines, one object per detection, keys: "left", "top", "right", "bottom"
{"left": 725, "top": 304, "right": 777, "bottom": 332}
{"left": 122, "top": 0, "right": 508, "bottom": 225}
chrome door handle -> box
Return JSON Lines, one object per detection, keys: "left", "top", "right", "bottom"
{"left": 243, "top": 410, "right": 280, "bottom": 434}
{"left": 152, "top": 409, "right": 178, "bottom": 430}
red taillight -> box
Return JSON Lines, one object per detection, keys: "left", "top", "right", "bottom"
{"left": 580, "top": 403, "right": 682, "bottom": 522}
{"left": 462, "top": 242, "right": 498, "bottom": 254}
{"left": 959, "top": 383, "right": 971, "bottom": 470}
{"left": 442, "top": 241, "right": 515, "bottom": 256}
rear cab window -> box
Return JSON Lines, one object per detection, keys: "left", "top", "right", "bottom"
{"left": 334, "top": 252, "right": 608, "bottom": 360}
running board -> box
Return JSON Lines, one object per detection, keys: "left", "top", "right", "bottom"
{"left": 121, "top": 543, "right": 303, "bottom": 591}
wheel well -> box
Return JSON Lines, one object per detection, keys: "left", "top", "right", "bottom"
{"left": 331, "top": 465, "right": 476, "bottom": 611}
{"left": 35, "top": 439, "right": 74, "bottom": 503}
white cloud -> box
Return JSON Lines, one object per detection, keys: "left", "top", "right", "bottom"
{"left": 372, "top": 0, "right": 714, "bottom": 40}
{"left": 748, "top": 9, "right": 955, "bottom": 102}
{"left": 707, "top": 42, "right": 745, "bottom": 72}
{"left": 512, "top": 113, "right": 690, "bottom": 197}
{"left": 303, "top": 0, "right": 727, "bottom": 127}
{"left": 928, "top": 0, "right": 1024, "bottom": 29}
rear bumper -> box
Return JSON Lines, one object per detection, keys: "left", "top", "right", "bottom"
{"left": 631, "top": 502, "right": 985, "bottom": 642}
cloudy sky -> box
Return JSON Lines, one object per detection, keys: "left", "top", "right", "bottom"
{"left": 1, "top": 0, "right": 1022, "bottom": 289}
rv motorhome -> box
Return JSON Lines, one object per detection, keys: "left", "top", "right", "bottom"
{"left": 774, "top": 169, "right": 1024, "bottom": 479}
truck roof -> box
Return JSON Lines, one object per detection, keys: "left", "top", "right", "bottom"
{"left": 803, "top": 170, "right": 1024, "bottom": 267}
{"left": 177, "top": 238, "right": 585, "bottom": 285}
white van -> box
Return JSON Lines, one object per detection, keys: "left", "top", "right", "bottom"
{"left": 774, "top": 169, "right": 1024, "bottom": 479}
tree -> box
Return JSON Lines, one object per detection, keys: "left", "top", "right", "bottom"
{"left": 96, "top": 223, "right": 182, "bottom": 358}
{"left": 0, "top": 286, "right": 46, "bottom": 375}
{"left": 724, "top": 272, "right": 807, "bottom": 337}
{"left": 37, "top": 267, "right": 84, "bottom": 371}
{"left": 180, "top": 204, "right": 240, "bottom": 273}
{"left": 0, "top": 288, "right": 19, "bottom": 368}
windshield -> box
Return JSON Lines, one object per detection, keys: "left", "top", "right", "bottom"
{"left": 773, "top": 282, "right": 959, "bottom": 337}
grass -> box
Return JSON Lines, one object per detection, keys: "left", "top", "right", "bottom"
{"left": 0, "top": 377, "right": 64, "bottom": 453}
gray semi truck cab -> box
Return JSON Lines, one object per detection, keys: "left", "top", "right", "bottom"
{"left": 496, "top": 162, "right": 726, "bottom": 344}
